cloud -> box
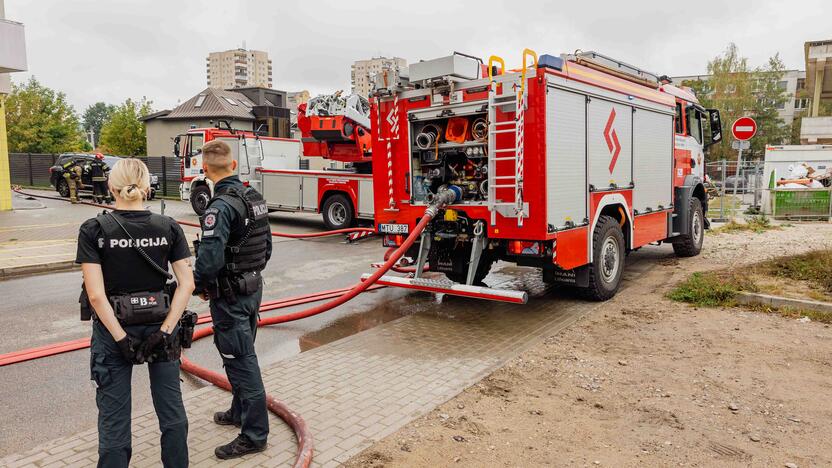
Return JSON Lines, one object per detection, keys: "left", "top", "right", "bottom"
{"left": 6, "top": 0, "right": 828, "bottom": 113}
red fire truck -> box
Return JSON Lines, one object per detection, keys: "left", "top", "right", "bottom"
{"left": 176, "top": 93, "right": 375, "bottom": 229}
{"left": 370, "top": 51, "right": 722, "bottom": 301}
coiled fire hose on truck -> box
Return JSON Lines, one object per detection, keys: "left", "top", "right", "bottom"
{"left": 5, "top": 186, "right": 454, "bottom": 467}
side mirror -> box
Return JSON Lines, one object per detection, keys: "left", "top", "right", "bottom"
{"left": 173, "top": 136, "right": 181, "bottom": 157}
{"left": 706, "top": 109, "right": 722, "bottom": 147}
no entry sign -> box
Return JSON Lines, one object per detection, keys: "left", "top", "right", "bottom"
{"left": 731, "top": 117, "right": 757, "bottom": 141}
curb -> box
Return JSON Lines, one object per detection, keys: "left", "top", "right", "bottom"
{"left": 735, "top": 292, "right": 832, "bottom": 314}
{"left": 0, "top": 260, "right": 79, "bottom": 280}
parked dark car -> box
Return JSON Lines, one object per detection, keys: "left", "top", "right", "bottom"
{"left": 49, "top": 154, "right": 159, "bottom": 200}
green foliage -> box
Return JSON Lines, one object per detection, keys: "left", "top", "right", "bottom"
{"left": 4, "top": 77, "right": 87, "bottom": 153}
{"left": 681, "top": 43, "right": 791, "bottom": 161}
{"left": 82, "top": 102, "right": 116, "bottom": 148}
{"left": 763, "top": 249, "right": 832, "bottom": 293}
{"left": 711, "top": 215, "right": 778, "bottom": 235}
{"left": 667, "top": 271, "right": 755, "bottom": 307}
{"left": 99, "top": 98, "right": 153, "bottom": 156}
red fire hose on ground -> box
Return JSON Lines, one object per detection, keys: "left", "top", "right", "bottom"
{"left": 6, "top": 187, "right": 442, "bottom": 467}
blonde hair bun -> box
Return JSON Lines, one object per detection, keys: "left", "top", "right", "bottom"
{"left": 109, "top": 158, "right": 150, "bottom": 202}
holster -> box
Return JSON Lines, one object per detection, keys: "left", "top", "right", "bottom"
{"left": 110, "top": 291, "right": 170, "bottom": 325}
{"left": 79, "top": 286, "right": 93, "bottom": 321}
{"left": 179, "top": 310, "right": 198, "bottom": 348}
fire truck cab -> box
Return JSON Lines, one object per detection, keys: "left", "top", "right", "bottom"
{"left": 371, "top": 51, "right": 722, "bottom": 301}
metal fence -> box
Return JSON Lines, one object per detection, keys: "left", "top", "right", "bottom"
{"left": 706, "top": 159, "right": 832, "bottom": 221}
{"left": 8, "top": 153, "right": 183, "bottom": 198}
{"left": 705, "top": 160, "right": 766, "bottom": 221}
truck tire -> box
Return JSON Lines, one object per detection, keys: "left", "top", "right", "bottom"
{"left": 322, "top": 194, "right": 354, "bottom": 230}
{"left": 673, "top": 197, "right": 704, "bottom": 257}
{"left": 190, "top": 184, "right": 211, "bottom": 216}
{"left": 56, "top": 179, "right": 70, "bottom": 198}
{"left": 580, "top": 215, "right": 625, "bottom": 301}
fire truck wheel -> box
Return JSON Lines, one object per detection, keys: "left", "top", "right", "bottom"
{"left": 581, "top": 215, "right": 625, "bottom": 301}
{"left": 190, "top": 184, "right": 212, "bottom": 216}
{"left": 322, "top": 194, "right": 354, "bottom": 230}
{"left": 56, "top": 179, "right": 70, "bottom": 198}
{"left": 672, "top": 197, "right": 704, "bottom": 257}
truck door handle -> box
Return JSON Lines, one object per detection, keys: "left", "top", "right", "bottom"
{"left": 404, "top": 172, "right": 410, "bottom": 194}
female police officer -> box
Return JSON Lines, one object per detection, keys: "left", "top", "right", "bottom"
{"left": 76, "top": 158, "right": 195, "bottom": 467}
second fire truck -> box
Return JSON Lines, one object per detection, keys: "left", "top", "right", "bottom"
{"left": 176, "top": 92, "right": 375, "bottom": 229}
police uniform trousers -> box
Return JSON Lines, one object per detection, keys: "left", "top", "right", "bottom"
{"left": 210, "top": 287, "right": 269, "bottom": 445}
{"left": 90, "top": 320, "right": 188, "bottom": 468}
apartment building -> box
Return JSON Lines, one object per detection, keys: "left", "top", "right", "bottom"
{"left": 351, "top": 57, "right": 407, "bottom": 97}
{"left": 287, "top": 90, "right": 310, "bottom": 111}
{"left": 207, "top": 48, "right": 272, "bottom": 89}
{"left": 671, "top": 70, "right": 807, "bottom": 126}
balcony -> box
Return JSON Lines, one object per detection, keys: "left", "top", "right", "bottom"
{"left": 0, "top": 18, "right": 27, "bottom": 74}
{"left": 800, "top": 116, "right": 832, "bottom": 144}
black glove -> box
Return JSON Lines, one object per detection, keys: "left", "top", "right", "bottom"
{"left": 139, "top": 330, "right": 173, "bottom": 363}
{"left": 116, "top": 335, "right": 142, "bottom": 364}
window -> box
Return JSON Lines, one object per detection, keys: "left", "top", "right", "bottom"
{"left": 675, "top": 103, "right": 684, "bottom": 134}
{"left": 223, "top": 97, "right": 238, "bottom": 106}
{"left": 187, "top": 133, "right": 204, "bottom": 157}
{"left": 795, "top": 98, "right": 809, "bottom": 109}
{"left": 724, "top": 84, "right": 737, "bottom": 94}
{"left": 194, "top": 94, "right": 207, "bottom": 108}
{"left": 777, "top": 80, "right": 788, "bottom": 90}
{"left": 686, "top": 106, "right": 703, "bottom": 144}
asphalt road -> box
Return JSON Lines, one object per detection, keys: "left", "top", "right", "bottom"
{"left": 0, "top": 206, "right": 412, "bottom": 456}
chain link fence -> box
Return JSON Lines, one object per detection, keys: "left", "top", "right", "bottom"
{"left": 706, "top": 159, "right": 832, "bottom": 221}
{"left": 8, "top": 153, "right": 183, "bottom": 198}
{"left": 705, "top": 160, "right": 766, "bottom": 221}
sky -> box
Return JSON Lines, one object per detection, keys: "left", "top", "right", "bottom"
{"left": 5, "top": 0, "right": 830, "bottom": 114}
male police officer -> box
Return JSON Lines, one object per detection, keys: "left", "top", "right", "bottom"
{"left": 193, "top": 140, "right": 272, "bottom": 459}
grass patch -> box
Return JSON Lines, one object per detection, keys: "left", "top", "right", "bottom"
{"left": 746, "top": 303, "right": 832, "bottom": 324}
{"left": 667, "top": 270, "right": 757, "bottom": 307}
{"left": 711, "top": 215, "right": 780, "bottom": 234}
{"left": 762, "top": 249, "right": 832, "bottom": 293}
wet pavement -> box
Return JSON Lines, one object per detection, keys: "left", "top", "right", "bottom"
{"left": 0, "top": 190, "right": 677, "bottom": 466}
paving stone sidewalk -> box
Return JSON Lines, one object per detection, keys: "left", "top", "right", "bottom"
{"left": 0, "top": 272, "right": 595, "bottom": 467}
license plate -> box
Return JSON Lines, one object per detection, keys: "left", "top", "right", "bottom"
{"left": 379, "top": 223, "right": 409, "bottom": 234}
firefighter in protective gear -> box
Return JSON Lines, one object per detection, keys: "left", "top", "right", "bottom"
{"left": 76, "top": 158, "right": 195, "bottom": 468}
{"left": 193, "top": 140, "right": 272, "bottom": 460}
{"left": 91, "top": 153, "right": 110, "bottom": 204}
{"left": 62, "top": 159, "right": 83, "bottom": 203}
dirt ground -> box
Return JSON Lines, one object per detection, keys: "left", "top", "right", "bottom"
{"left": 347, "top": 223, "right": 832, "bottom": 468}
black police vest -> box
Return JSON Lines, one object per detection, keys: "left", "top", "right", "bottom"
{"left": 210, "top": 186, "right": 270, "bottom": 275}
{"left": 95, "top": 212, "right": 173, "bottom": 295}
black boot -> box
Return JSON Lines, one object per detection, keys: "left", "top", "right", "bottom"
{"left": 213, "top": 409, "right": 241, "bottom": 427}
{"left": 214, "top": 434, "right": 266, "bottom": 460}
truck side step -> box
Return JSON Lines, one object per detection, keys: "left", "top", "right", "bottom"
{"left": 360, "top": 274, "right": 529, "bottom": 304}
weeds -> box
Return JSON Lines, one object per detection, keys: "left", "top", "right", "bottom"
{"left": 762, "top": 250, "right": 832, "bottom": 293}
{"left": 667, "top": 271, "right": 756, "bottom": 307}
{"left": 746, "top": 303, "right": 832, "bottom": 324}
{"left": 711, "top": 214, "right": 779, "bottom": 234}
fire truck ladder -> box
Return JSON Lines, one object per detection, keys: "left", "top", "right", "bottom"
{"left": 486, "top": 50, "right": 536, "bottom": 226}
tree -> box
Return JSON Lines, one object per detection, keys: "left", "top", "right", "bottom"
{"left": 82, "top": 102, "right": 115, "bottom": 148}
{"left": 682, "top": 43, "right": 791, "bottom": 161}
{"left": 99, "top": 98, "right": 153, "bottom": 156}
{"left": 4, "top": 77, "right": 86, "bottom": 153}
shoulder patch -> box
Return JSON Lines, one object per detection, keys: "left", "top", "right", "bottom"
{"left": 203, "top": 212, "right": 217, "bottom": 230}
